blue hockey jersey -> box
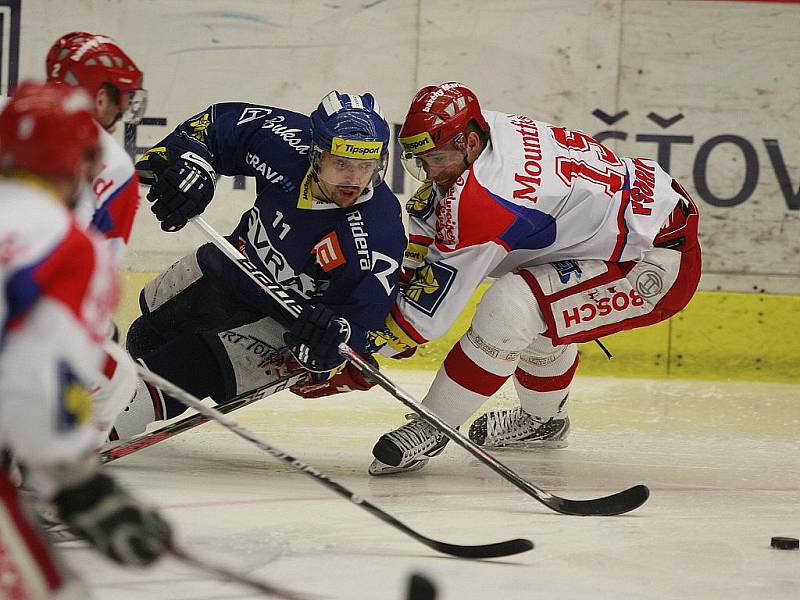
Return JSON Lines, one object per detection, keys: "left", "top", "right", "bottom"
{"left": 136, "top": 102, "right": 407, "bottom": 354}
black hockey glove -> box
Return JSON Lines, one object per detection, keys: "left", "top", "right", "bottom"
{"left": 284, "top": 304, "right": 351, "bottom": 374}
{"left": 147, "top": 150, "right": 216, "bottom": 232}
{"left": 52, "top": 461, "right": 172, "bottom": 566}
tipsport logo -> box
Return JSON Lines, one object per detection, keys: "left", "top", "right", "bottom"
{"left": 399, "top": 131, "right": 435, "bottom": 154}
{"left": 331, "top": 137, "right": 383, "bottom": 159}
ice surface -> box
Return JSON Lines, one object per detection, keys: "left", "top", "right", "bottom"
{"left": 64, "top": 371, "right": 800, "bottom": 599}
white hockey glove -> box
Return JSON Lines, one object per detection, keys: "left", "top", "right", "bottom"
{"left": 50, "top": 457, "right": 172, "bottom": 566}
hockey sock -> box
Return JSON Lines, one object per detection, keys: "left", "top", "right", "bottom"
{"left": 514, "top": 342, "right": 578, "bottom": 419}
{"left": 421, "top": 333, "right": 519, "bottom": 427}
{"left": 137, "top": 332, "right": 227, "bottom": 419}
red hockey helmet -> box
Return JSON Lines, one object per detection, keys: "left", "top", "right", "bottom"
{"left": 46, "top": 32, "right": 146, "bottom": 124}
{"left": 398, "top": 82, "right": 489, "bottom": 181}
{"left": 0, "top": 80, "right": 100, "bottom": 180}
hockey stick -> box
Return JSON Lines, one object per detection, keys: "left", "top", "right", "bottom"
{"left": 137, "top": 365, "right": 534, "bottom": 559}
{"left": 190, "top": 216, "right": 649, "bottom": 516}
{"left": 99, "top": 371, "right": 306, "bottom": 464}
{"left": 168, "top": 545, "right": 316, "bottom": 599}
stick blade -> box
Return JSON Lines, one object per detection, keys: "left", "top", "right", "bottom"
{"left": 545, "top": 484, "right": 650, "bottom": 516}
{"left": 428, "top": 537, "right": 534, "bottom": 559}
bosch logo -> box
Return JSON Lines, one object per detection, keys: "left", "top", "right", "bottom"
{"left": 635, "top": 271, "right": 664, "bottom": 298}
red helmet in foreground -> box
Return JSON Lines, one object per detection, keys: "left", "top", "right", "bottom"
{"left": 398, "top": 82, "right": 489, "bottom": 156}
{"left": 46, "top": 31, "right": 146, "bottom": 124}
{"left": 0, "top": 81, "right": 100, "bottom": 180}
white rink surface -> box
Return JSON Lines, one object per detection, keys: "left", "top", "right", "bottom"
{"left": 66, "top": 371, "right": 800, "bottom": 600}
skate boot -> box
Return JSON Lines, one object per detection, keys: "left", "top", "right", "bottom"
{"left": 468, "top": 406, "right": 570, "bottom": 448}
{"left": 369, "top": 414, "right": 449, "bottom": 476}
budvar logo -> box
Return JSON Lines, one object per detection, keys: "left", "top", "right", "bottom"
{"left": 423, "top": 82, "right": 461, "bottom": 112}
{"left": 561, "top": 287, "right": 645, "bottom": 329}
{"left": 313, "top": 232, "right": 346, "bottom": 272}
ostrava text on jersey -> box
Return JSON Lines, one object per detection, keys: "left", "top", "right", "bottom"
{"left": 136, "top": 102, "right": 406, "bottom": 353}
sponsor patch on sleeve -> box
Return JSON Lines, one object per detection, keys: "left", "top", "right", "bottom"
{"left": 405, "top": 181, "right": 435, "bottom": 219}
{"left": 404, "top": 262, "right": 457, "bottom": 316}
{"left": 57, "top": 362, "right": 93, "bottom": 430}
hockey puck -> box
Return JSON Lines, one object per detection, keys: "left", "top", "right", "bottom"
{"left": 407, "top": 573, "right": 437, "bottom": 600}
{"left": 770, "top": 536, "right": 799, "bottom": 550}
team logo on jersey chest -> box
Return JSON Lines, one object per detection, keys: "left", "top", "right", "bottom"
{"left": 312, "top": 232, "right": 346, "bottom": 272}
{"left": 404, "top": 262, "right": 457, "bottom": 316}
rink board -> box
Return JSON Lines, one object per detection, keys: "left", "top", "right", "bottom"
{"left": 119, "top": 270, "right": 800, "bottom": 384}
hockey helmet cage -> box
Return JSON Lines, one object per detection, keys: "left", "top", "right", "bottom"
{"left": 0, "top": 80, "right": 100, "bottom": 180}
{"left": 310, "top": 91, "right": 390, "bottom": 187}
{"left": 46, "top": 32, "right": 147, "bottom": 124}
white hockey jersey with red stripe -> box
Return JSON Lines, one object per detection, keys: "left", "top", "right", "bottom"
{"left": 379, "top": 110, "right": 682, "bottom": 354}
{"left": 73, "top": 124, "right": 140, "bottom": 262}
{"left": 0, "top": 178, "right": 119, "bottom": 475}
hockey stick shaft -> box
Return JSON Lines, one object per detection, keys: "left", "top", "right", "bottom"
{"left": 190, "top": 217, "right": 648, "bottom": 516}
{"left": 138, "top": 365, "right": 533, "bottom": 559}
{"left": 168, "top": 545, "right": 315, "bottom": 599}
{"left": 100, "top": 371, "right": 306, "bottom": 464}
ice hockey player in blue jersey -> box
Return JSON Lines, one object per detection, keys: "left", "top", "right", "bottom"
{"left": 112, "top": 91, "right": 406, "bottom": 440}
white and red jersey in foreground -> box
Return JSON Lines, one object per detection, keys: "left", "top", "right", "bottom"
{"left": 0, "top": 178, "right": 118, "bottom": 478}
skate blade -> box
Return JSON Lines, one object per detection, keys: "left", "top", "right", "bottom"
{"left": 368, "top": 458, "right": 428, "bottom": 476}
{"left": 485, "top": 438, "right": 570, "bottom": 450}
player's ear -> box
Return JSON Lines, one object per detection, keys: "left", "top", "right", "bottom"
{"left": 465, "top": 130, "right": 483, "bottom": 163}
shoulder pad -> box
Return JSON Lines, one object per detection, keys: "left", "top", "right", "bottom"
{"left": 405, "top": 181, "right": 435, "bottom": 219}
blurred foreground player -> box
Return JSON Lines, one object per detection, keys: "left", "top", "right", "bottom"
{"left": 369, "top": 82, "right": 701, "bottom": 474}
{"left": 0, "top": 82, "right": 170, "bottom": 599}
{"left": 111, "top": 91, "right": 405, "bottom": 439}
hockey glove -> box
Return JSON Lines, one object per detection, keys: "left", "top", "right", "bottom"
{"left": 51, "top": 458, "right": 172, "bottom": 566}
{"left": 283, "top": 304, "right": 351, "bottom": 374}
{"left": 147, "top": 151, "right": 216, "bottom": 232}
{"left": 290, "top": 356, "right": 378, "bottom": 398}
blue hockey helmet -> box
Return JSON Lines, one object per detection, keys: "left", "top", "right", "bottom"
{"left": 310, "top": 91, "right": 390, "bottom": 188}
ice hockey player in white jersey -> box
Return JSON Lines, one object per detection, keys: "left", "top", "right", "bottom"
{"left": 44, "top": 32, "right": 148, "bottom": 446}
{"left": 0, "top": 82, "right": 170, "bottom": 599}
{"left": 369, "top": 82, "right": 701, "bottom": 475}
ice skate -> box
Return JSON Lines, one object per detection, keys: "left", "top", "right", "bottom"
{"left": 369, "top": 414, "right": 449, "bottom": 476}
{"left": 468, "top": 407, "right": 570, "bottom": 448}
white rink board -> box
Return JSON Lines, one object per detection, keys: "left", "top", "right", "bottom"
{"left": 10, "top": 0, "right": 800, "bottom": 291}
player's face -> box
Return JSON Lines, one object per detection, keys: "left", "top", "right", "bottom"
{"left": 95, "top": 87, "right": 123, "bottom": 132}
{"left": 404, "top": 138, "right": 468, "bottom": 193}
{"left": 418, "top": 148, "right": 466, "bottom": 191}
{"left": 316, "top": 152, "right": 377, "bottom": 207}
